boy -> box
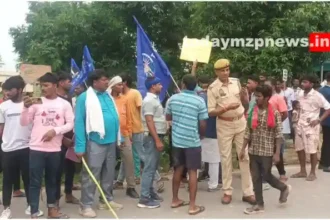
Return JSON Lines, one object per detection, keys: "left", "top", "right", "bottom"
{"left": 21, "top": 73, "right": 74, "bottom": 218}
{"left": 239, "top": 85, "right": 291, "bottom": 214}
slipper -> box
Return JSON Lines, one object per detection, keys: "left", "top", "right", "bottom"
{"left": 48, "top": 213, "right": 69, "bottom": 219}
{"left": 171, "top": 201, "right": 189, "bottom": 208}
{"left": 306, "top": 174, "right": 317, "bottom": 181}
{"left": 13, "top": 192, "right": 26, "bottom": 198}
{"left": 72, "top": 186, "right": 81, "bottom": 190}
{"left": 290, "top": 172, "right": 307, "bottom": 178}
{"left": 188, "top": 206, "right": 205, "bottom": 215}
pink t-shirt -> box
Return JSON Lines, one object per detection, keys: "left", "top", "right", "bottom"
{"left": 269, "top": 94, "right": 288, "bottom": 113}
{"left": 20, "top": 97, "right": 74, "bottom": 152}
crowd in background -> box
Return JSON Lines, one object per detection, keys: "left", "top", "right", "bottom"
{"left": 0, "top": 59, "right": 329, "bottom": 218}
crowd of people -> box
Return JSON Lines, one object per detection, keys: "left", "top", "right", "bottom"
{"left": 0, "top": 58, "right": 329, "bottom": 218}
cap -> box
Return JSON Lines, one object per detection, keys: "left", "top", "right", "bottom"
{"left": 145, "top": 77, "right": 161, "bottom": 90}
{"left": 214, "top": 59, "right": 230, "bottom": 69}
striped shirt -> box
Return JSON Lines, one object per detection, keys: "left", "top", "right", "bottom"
{"left": 165, "top": 90, "right": 208, "bottom": 148}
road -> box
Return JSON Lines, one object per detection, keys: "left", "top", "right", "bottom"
{"left": 6, "top": 165, "right": 330, "bottom": 218}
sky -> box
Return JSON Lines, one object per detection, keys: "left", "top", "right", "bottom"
{"left": 0, "top": 0, "right": 29, "bottom": 71}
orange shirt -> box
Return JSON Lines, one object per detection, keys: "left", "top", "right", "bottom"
{"left": 269, "top": 94, "right": 287, "bottom": 113}
{"left": 114, "top": 94, "right": 132, "bottom": 137}
{"left": 123, "top": 89, "right": 143, "bottom": 133}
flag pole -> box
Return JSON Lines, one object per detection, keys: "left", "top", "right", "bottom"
{"left": 170, "top": 74, "right": 181, "bottom": 92}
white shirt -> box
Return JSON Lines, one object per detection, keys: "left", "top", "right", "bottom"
{"left": 276, "top": 90, "right": 291, "bottom": 134}
{"left": 0, "top": 100, "right": 32, "bottom": 152}
{"left": 283, "top": 87, "right": 295, "bottom": 111}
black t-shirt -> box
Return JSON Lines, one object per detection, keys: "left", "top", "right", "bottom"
{"left": 58, "top": 94, "right": 74, "bottom": 139}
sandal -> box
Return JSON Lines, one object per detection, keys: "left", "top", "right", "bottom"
{"left": 13, "top": 192, "right": 26, "bottom": 197}
{"left": 188, "top": 205, "right": 205, "bottom": 215}
{"left": 72, "top": 185, "right": 81, "bottom": 191}
{"left": 48, "top": 213, "right": 70, "bottom": 219}
{"left": 171, "top": 201, "right": 189, "bottom": 208}
{"left": 306, "top": 174, "right": 317, "bottom": 181}
{"left": 290, "top": 172, "right": 307, "bottom": 178}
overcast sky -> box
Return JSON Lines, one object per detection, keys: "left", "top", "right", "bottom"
{"left": 0, "top": 0, "right": 29, "bottom": 71}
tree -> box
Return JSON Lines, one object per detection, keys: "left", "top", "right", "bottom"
{"left": 10, "top": 2, "right": 330, "bottom": 85}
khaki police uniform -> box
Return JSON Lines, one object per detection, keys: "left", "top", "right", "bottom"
{"left": 207, "top": 59, "right": 254, "bottom": 197}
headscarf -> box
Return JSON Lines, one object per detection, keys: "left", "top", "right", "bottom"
{"left": 107, "top": 76, "right": 122, "bottom": 93}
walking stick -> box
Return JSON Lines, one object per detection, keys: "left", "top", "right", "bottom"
{"left": 82, "top": 157, "right": 119, "bottom": 219}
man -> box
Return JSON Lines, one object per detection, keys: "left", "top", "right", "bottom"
{"left": 197, "top": 75, "right": 222, "bottom": 191}
{"left": 21, "top": 72, "right": 74, "bottom": 218}
{"left": 0, "top": 76, "right": 43, "bottom": 219}
{"left": 239, "top": 85, "right": 291, "bottom": 215}
{"left": 264, "top": 79, "right": 288, "bottom": 181}
{"left": 166, "top": 74, "right": 208, "bottom": 215}
{"left": 292, "top": 78, "right": 302, "bottom": 98}
{"left": 207, "top": 59, "right": 255, "bottom": 205}
{"left": 75, "top": 69, "right": 123, "bottom": 218}
{"left": 55, "top": 71, "right": 79, "bottom": 207}
{"left": 108, "top": 76, "right": 139, "bottom": 198}
{"left": 0, "top": 85, "right": 25, "bottom": 199}
{"left": 283, "top": 81, "right": 296, "bottom": 141}
{"left": 246, "top": 75, "right": 274, "bottom": 190}
{"left": 291, "top": 75, "right": 330, "bottom": 181}
{"left": 72, "top": 84, "right": 86, "bottom": 109}
{"left": 137, "top": 77, "right": 166, "bottom": 208}
{"left": 121, "top": 75, "right": 144, "bottom": 183}
{"left": 246, "top": 75, "right": 260, "bottom": 110}
{"left": 120, "top": 75, "right": 163, "bottom": 192}
{"left": 319, "top": 73, "right": 330, "bottom": 172}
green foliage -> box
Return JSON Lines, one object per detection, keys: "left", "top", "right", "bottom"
{"left": 9, "top": 2, "right": 330, "bottom": 88}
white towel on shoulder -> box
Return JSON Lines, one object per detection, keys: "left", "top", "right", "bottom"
{"left": 86, "top": 87, "right": 105, "bottom": 139}
{"left": 85, "top": 87, "right": 122, "bottom": 145}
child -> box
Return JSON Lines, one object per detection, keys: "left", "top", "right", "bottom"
{"left": 239, "top": 85, "right": 291, "bottom": 214}
{"left": 292, "top": 100, "right": 300, "bottom": 141}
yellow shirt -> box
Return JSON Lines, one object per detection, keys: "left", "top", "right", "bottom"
{"left": 123, "top": 89, "right": 143, "bottom": 133}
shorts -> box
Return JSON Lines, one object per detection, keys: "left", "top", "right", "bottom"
{"left": 172, "top": 147, "right": 201, "bottom": 170}
{"left": 295, "top": 132, "right": 319, "bottom": 154}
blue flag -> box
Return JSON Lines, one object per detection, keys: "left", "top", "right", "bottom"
{"left": 70, "top": 58, "right": 80, "bottom": 78}
{"left": 69, "top": 46, "right": 95, "bottom": 94}
{"left": 134, "top": 16, "right": 171, "bottom": 101}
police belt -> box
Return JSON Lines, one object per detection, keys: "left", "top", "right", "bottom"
{"left": 218, "top": 113, "right": 244, "bottom": 122}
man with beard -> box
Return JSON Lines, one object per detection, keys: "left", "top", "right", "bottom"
{"left": 55, "top": 72, "right": 79, "bottom": 207}
{"left": 0, "top": 76, "right": 43, "bottom": 218}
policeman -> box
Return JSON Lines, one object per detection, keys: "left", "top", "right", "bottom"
{"left": 207, "top": 59, "right": 256, "bottom": 205}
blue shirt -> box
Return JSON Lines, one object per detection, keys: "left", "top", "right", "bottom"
{"left": 75, "top": 90, "right": 119, "bottom": 153}
{"left": 319, "top": 85, "right": 330, "bottom": 127}
{"left": 197, "top": 90, "right": 217, "bottom": 139}
{"left": 166, "top": 90, "right": 209, "bottom": 148}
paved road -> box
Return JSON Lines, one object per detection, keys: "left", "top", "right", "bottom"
{"left": 7, "top": 165, "right": 330, "bottom": 218}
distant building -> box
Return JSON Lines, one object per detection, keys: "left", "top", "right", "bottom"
{"left": 0, "top": 71, "right": 34, "bottom": 93}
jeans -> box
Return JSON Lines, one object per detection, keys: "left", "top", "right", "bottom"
{"left": 56, "top": 146, "right": 76, "bottom": 200}
{"left": 30, "top": 150, "right": 61, "bottom": 215}
{"left": 81, "top": 141, "right": 116, "bottom": 209}
{"left": 132, "top": 133, "right": 144, "bottom": 178}
{"left": 249, "top": 154, "right": 287, "bottom": 206}
{"left": 140, "top": 135, "right": 161, "bottom": 199}
{"left": 275, "top": 139, "right": 286, "bottom": 176}
{"left": 2, "top": 148, "right": 30, "bottom": 207}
